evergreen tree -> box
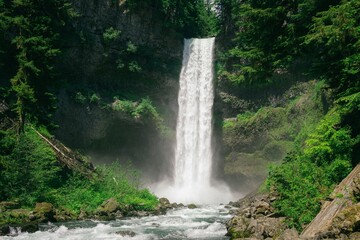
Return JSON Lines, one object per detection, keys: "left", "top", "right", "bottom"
{"left": 1, "top": 0, "right": 75, "bottom": 133}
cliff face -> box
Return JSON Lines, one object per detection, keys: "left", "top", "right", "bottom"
{"left": 52, "top": 0, "right": 325, "bottom": 191}
{"left": 53, "top": 0, "right": 183, "bottom": 182}
{"left": 215, "top": 77, "right": 328, "bottom": 192}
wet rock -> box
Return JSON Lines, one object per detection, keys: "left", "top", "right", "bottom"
{"left": 152, "top": 223, "right": 160, "bottom": 227}
{"left": 97, "top": 198, "right": 121, "bottom": 214}
{"left": 128, "top": 211, "right": 149, "bottom": 217}
{"left": 349, "top": 232, "right": 360, "bottom": 239}
{"left": 54, "top": 207, "right": 76, "bottom": 222}
{"left": 33, "top": 202, "right": 55, "bottom": 222}
{"left": 187, "top": 204, "right": 197, "bottom": 209}
{"left": 226, "top": 192, "right": 289, "bottom": 239}
{"left": 116, "top": 230, "right": 136, "bottom": 237}
{"left": 171, "top": 203, "right": 178, "bottom": 208}
{"left": 78, "top": 209, "right": 88, "bottom": 220}
{"left": 0, "top": 222, "right": 39, "bottom": 236}
{"left": 254, "top": 201, "right": 271, "bottom": 216}
{"left": 17, "top": 222, "right": 39, "bottom": 233}
{"left": 9, "top": 209, "right": 31, "bottom": 219}
{"left": 0, "top": 225, "right": 10, "bottom": 235}
{"left": 153, "top": 197, "right": 173, "bottom": 215}
{"left": 0, "top": 201, "right": 20, "bottom": 211}
{"left": 159, "top": 198, "right": 171, "bottom": 207}
{"left": 323, "top": 202, "right": 360, "bottom": 239}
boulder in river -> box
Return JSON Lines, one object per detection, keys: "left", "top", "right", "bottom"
{"left": 33, "top": 202, "right": 55, "bottom": 222}
{"left": 95, "top": 197, "right": 123, "bottom": 220}
{"left": 187, "top": 204, "right": 197, "bottom": 209}
{"left": 116, "top": 230, "right": 136, "bottom": 237}
{"left": 98, "top": 198, "right": 121, "bottom": 214}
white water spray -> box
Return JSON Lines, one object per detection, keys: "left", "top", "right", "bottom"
{"left": 154, "top": 38, "right": 234, "bottom": 204}
{"left": 175, "top": 37, "right": 215, "bottom": 190}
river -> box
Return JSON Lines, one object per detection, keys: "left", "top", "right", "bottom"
{"left": 3, "top": 205, "right": 232, "bottom": 240}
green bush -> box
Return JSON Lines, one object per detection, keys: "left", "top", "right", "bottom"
{"left": 0, "top": 124, "right": 158, "bottom": 214}
{"left": 89, "top": 93, "right": 101, "bottom": 104}
{"left": 50, "top": 162, "right": 158, "bottom": 213}
{"left": 0, "top": 126, "right": 62, "bottom": 206}
{"left": 74, "top": 92, "right": 86, "bottom": 104}
{"left": 103, "top": 27, "right": 121, "bottom": 43}
{"left": 267, "top": 103, "right": 358, "bottom": 230}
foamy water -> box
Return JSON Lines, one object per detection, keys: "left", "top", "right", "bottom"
{"left": 153, "top": 38, "right": 235, "bottom": 204}
{"left": 2, "top": 205, "right": 232, "bottom": 240}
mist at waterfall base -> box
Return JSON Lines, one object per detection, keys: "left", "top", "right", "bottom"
{"left": 152, "top": 38, "right": 237, "bottom": 204}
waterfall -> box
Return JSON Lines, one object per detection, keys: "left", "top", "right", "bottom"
{"left": 174, "top": 38, "right": 215, "bottom": 190}
{"left": 153, "top": 38, "right": 234, "bottom": 204}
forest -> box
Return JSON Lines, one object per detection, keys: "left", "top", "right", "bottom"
{"left": 0, "top": 0, "right": 359, "bottom": 238}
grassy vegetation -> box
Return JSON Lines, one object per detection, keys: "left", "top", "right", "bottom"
{"left": 0, "top": 124, "right": 158, "bottom": 215}
{"left": 266, "top": 92, "right": 359, "bottom": 230}
{"left": 222, "top": 81, "right": 325, "bottom": 179}
{"left": 49, "top": 162, "right": 158, "bottom": 213}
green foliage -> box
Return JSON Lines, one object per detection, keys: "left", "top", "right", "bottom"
{"left": 217, "top": 0, "right": 355, "bottom": 87}
{"left": 128, "top": 61, "right": 142, "bottom": 72}
{"left": 111, "top": 97, "right": 171, "bottom": 137}
{"left": 304, "top": 0, "right": 360, "bottom": 91}
{"left": 0, "top": 125, "right": 62, "bottom": 206}
{"left": 125, "top": 0, "right": 218, "bottom": 37}
{"left": 74, "top": 92, "right": 87, "bottom": 104}
{"left": 267, "top": 104, "right": 358, "bottom": 230}
{"left": 49, "top": 162, "right": 158, "bottom": 213}
{"left": 103, "top": 27, "right": 121, "bottom": 43}
{"left": 0, "top": 124, "right": 158, "bottom": 214}
{"left": 267, "top": 158, "right": 328, "bottom": 229}
{"left": 126, "top": 41, "right": 138, "bottom": 53}
{"left": 89, "top": 93, "right": 101, "bottom": 104}
{"left": 0, "top": 0, "right": 75, "bottom": 130}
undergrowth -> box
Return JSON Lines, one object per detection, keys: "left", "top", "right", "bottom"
{"left": 266, "top": 91, "right": 359, "bottom": 230}
{"left": 0, "top": 124, "right": 158, "bottom": 214}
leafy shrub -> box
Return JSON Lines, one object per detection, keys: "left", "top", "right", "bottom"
{"left": 50, "top": 162, "right": 158, "bottom": 213}
{"left": 0, "top": 126, "right": 62, "bottom": 206}
{"left": 126, "top": 41, "right": 137, "bottom": 53}
{"left": 267, "top": 103, "right": 358, "bottom": 230}
{"left": 89, "top": 93, "right": 101, "bottom": 104}
{"left": 74, "top": 92, "right": 86, "bottom": 104}
{"left": 128, "top": 61, "right": 142, "bottom": 72}
{"left": 103, "top": 27, "right": 121, "bottom": 43}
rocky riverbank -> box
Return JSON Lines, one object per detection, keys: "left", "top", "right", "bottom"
{"left": 226, "top": 165, "right": 360, "bottom": 240}
{"left": 0, "top": 197, "right": 184, "bottom": 236}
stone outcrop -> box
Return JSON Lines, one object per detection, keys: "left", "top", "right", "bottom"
{"left": 227, "top": 164, "right": 360, "bottom": 240}
{"left": 226, "top": 193, "right": 293, "bottom": 240}
{"left": 33, "top": 202, "right": 56, "bottom": 222}
{"left": 301, "top": 164, "right": 360, "bottom": 239}
{"left": 94, "top": 198, "right": 123, "bottom": 220}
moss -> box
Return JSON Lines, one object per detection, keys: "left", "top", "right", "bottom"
{"left": 222, "top": 80, "right": 329, "bottom": 185}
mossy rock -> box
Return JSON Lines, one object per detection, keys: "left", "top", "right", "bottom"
{"left": 34, "top": 202, "right": 55, "bottom": 222}
{"left": 96, "top": 197, "right": 121, "bottom": 215}
{"left": 9, "top": 209, "right": 31, "bottom": 219}
{"left": 0, "top": 201, "right": 20, "bottom": 211}
{"left": 187, "top": 204, "right": 197, "bottom": 209}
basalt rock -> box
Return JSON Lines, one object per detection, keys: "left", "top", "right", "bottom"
{"left": 187, "top": 204, "right": 198, "bottom": 209}
{"left": 33, "top": 202, "right": 56, "bottom": 222}
{"left": 0, "top": 201, "right": 20, "bottom": 211}
{"left": 226, "top": 192, "right": 290, "bottom": 240}
{"left": 54, "top": 207, "right": 77, "bottom": 222}
{"left": 116, "top": 230, "right": 136, "bottom": 237}
{"left": 95, "top": 198, "right": 123, "bottom": 220}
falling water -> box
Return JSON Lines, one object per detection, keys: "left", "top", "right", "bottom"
{"left": 174, "top": 38, "right": 215, "bottom": 190}
{"left": 154, "top": 38, "right": 234, "bottom": 204}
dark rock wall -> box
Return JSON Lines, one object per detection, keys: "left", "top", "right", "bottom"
{"left": 53, "top": 0, "right": 182, "bottom": 182}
